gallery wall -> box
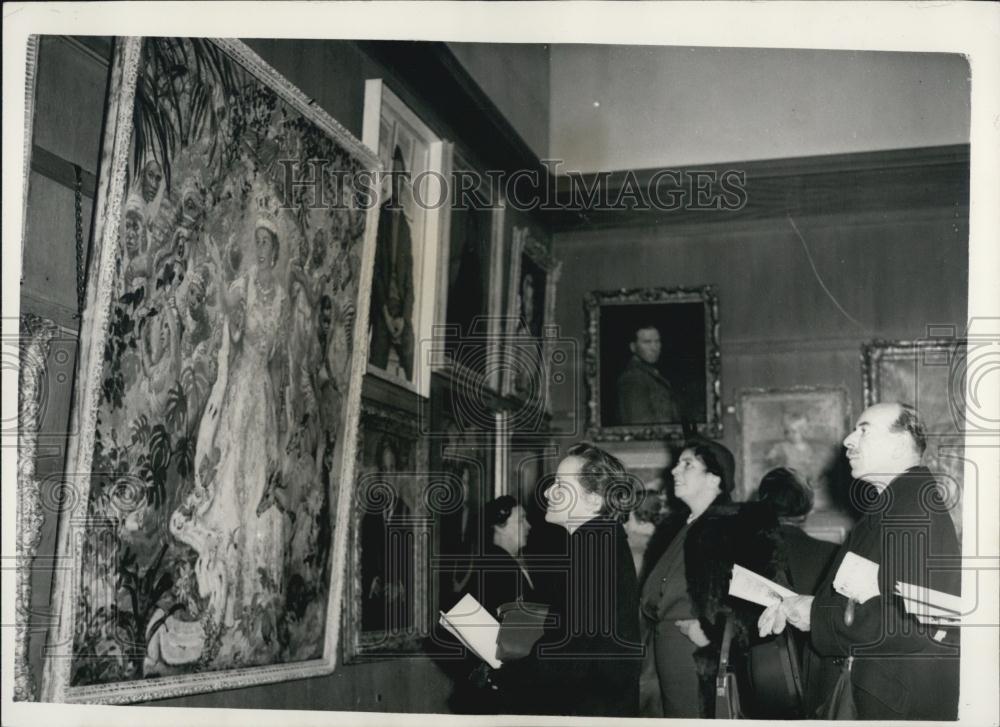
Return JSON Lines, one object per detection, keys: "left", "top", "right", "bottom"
{"left": 19, "top": 35, "right": 552, "bottom": 714}
{"left": 550, "top": 175, "right": 969, "bottom": 494}
{"left": 549, "top": 45, "right": 971, "bottom": 172}
{"left": 18, "top": 35, "right": 969, "bottom": 713}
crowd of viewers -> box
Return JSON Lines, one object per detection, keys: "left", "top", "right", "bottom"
{"left": 429, "top": 401, "right": 961, "bottom": 720}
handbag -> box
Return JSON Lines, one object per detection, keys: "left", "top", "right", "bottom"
{"left": 823, "top": 656, "right": 857, "bottom": 720}
{"left": 714, "top": 615, "right": 743, "bottom": 719}
{"left": 744, "top": 628, "right": 804, "bottom": 718}
{"left": 496, "top": 601, "right": 549, "bottom": 661}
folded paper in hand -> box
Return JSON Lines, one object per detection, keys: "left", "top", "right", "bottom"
{"left": 439, "top": 593, "right": 501, "bottom": 668}
{"left": 895, "top": 581, "right": 962, "bottom": 626}
{"left": 833, "top": 551, "right": 880, "bottom": 605}
{"left": 728, "top": 564, "right": 797, "bottom": 607}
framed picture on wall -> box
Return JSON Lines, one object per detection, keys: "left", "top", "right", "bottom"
{"left": 738, "top": 387, "right": 851, "bottom": 506}
{"left": 863, "top": 339, "right": 967, "bottom": 535}
{"left": 344, "top": 399, "right": 430, "bottom": 661}
{"left": 585, "top": 285, "right": 721, "bottom": 441}
{"left": 502, "top": 226, "right": 562, "bottom": 412}
{"left": 362, "top": 79, "right": 446, "bottom": 397}
{"left": 434, "top": 149, "right": 505, "bottom": 391}
{"left": 426, "top": 378, "right": 497, "bottom": 611}
{"left": 40, "top": 38, "right": 380, "bottom": 703}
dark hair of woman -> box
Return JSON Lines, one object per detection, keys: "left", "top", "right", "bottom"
{"left": 682, "top": 438, "right": 735, "bottom": 500}
{"left": 483, "top": 495, "right": 518, "bottom": 530}
{"left": 757, "top": 467, "right": 813, "bottom": 520}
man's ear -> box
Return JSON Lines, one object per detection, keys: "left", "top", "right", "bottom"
{"left": 629, "top": 341, "right": 637, "bottom": 355}
{"left": 584, "top": 488, "right": 604, "bottom": 510}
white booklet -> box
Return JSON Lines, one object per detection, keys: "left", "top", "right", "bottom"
{"left": 895, "top": 581, "right": 962, "bottom": 626}
{"left": 728, "top": 564, "right": 798, "bottom": 607}
{"left": 833, "top": 551, "right": 881, "bottom": 605}
{"left": 439, "top": 593, "right": 502, "bottom": 668}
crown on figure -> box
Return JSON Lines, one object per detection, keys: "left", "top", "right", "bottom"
{"left": 254, "top": 195, "right": 279, "bottom": 237}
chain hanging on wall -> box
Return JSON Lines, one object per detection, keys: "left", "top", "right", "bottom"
{"left": 73, "top": 164, "right": 85, "bottom": 316}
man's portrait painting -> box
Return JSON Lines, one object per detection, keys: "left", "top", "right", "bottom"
{"left": 739, "top": 387, "right": 851, "bottom": 507}
{"left": 585, "top": 286, "right": 721, "bottom": 441}
{"left": 345, "top": 401, "right": 429, "bottom": 661}
{"left": 363, "top": 80, "right": 444, "bottom": 397}
{"left": 43, "top": 38, "right": 377, "bottom": 703}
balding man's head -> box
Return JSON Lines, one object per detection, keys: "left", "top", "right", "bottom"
{"left": 843, "top": 402, "right": 925, "bottom": 488}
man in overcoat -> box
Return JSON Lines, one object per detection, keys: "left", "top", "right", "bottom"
{"left": 759, "top": 402, "right": 961, "bottom": 720}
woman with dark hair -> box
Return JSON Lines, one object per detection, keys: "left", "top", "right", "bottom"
{"left": 754, "top": 467, "right": 838, "bottom": 718}
{"left": 472, "top": 496, "right": 535, "bottom": 617}
{"left": 757, "top": 467, "right": 838, "bottom": 597}
{"left": 496, "top": 442, "right": 644, "bottom": 716}
{"left": 444, "top": 495, "right": 535, "bottom": 714}
{"left": 639, "top": 437, "right": 736, "bottom": 717}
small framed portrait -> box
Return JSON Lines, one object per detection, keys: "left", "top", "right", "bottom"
{"left": 362, "top": 79, "right": 447, "bottom": 397}
{"left": 585, "top": 285, "right": 721, "bottom": 441}
{"left": 863, "top": 339, "right": 967, "bottom": 535}
{"left": 344, "top": 400, "right": 430, "bottom": 662}
{"left": 738, "top": 386, "right": 851, "bottom": 506}
{"left": 502, "top": 226, "right": 562, "bottom": 409}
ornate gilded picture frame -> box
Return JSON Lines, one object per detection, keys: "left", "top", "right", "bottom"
{"left": 585, "top": 285, "right": 721, "bottom": 441}
{"left": 343, "top": 399, "right": 431, "bottom": 662}
{"left": 41, "top": 37, "right": 380, "bottom": 703}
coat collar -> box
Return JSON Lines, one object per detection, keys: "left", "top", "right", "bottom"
{"left": 867, "top": 465, "right": 941, "bottom": 517}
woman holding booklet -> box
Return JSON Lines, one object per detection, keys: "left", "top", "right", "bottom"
{"left": 440, "top": 495, "right": 536, "bottom": 713}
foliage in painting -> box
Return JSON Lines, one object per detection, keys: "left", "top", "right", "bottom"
{"left": 71, "top": 38, "right": 366, "bottom": 685}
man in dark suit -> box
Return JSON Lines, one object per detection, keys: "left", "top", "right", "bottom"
{"left": 758, "top": 402, "right": 961, "bottom": 720}
{"left": 615, "top": 325, "right": 679, "bottom": 425}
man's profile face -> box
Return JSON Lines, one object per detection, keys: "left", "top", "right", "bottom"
{"left": 630, "top": 327, "right": 661, "bottom": 365}
{"left": 843, "top": 403, "right": 909, "bottom": 482}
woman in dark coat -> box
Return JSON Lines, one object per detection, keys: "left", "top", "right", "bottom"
{"left": 639, "top": 438, "right": 738, "bottom": 717}
{"left": 496, "top": 442, "right": 643, "bottom": 717}
{"left": 441, "top": 495, "right": 535, "bottom": 713}
{"left": 642, "top": 438, "right": 804, "bottom": 718}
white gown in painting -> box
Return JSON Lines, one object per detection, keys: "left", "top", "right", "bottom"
{"left": 172, "top": 253, "right": 288, "bottom": 662}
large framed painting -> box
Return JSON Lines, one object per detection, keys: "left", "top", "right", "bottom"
{"left": 343, "top": 399, "right": 430, "bottom": 661}
{"left": 435, "top": 149, "right": 505, "bottom": 391}
{"left": 585, "top": 285, "right": 722, "bottom": 441}
{"left": 425, "top": 378, "right": 497, "bottom": 612}
{"left": 502, "top": 226, "right": 561, "bottom": 413}
{"left": 362, "top": 79, "right": 446, "bottom": 397}
{"left": 40, "top": 37, "right": 379, "bottom": 703}
{"left": 863, "top": 339, "right": 967, "bottom": 535}
{"left": 18, "top": 34, "right": 41, "bottom": 263}
{"left": 738, "top": 387, "right": 851, "bottom": 507}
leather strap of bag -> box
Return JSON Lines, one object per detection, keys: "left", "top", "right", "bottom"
{"left": 715, "top": 615, "right": 741, "bottom": 718}
{"left": 718, "top": 615, "right": 735, "bottom": 679}
{"left": 780, "top": 630, "right": 804, "bottom": 706}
